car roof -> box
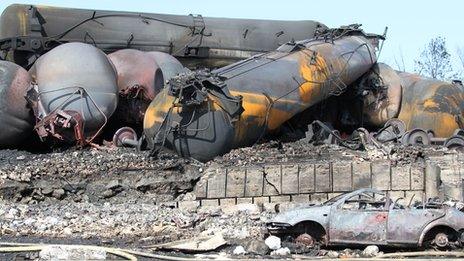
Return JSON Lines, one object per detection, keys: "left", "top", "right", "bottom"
{"left": 338, "top": 188, "right": 385, "bottom": 201}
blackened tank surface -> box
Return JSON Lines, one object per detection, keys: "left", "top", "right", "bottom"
{"left": 357, "top": 63, "right": 402, "bottom": 127}
{"left": 107, "top": 49, "right": 166, "bottom": 128}
{"left": 29, "top": 42, "right": 118, "bottom": 144}
{"left": 0, "top": 4, "right": 326, "bottom": 68}
{"left": 397, "top": 72, "right": 464, "bottom": 138}
{"left": 146, "top": 51, "right": 186, "bottom": 82}
{"left": 0, "top": 61, "right": 34, "bottom": 148}
{"left": 144, "top": 27, "right": 379, "bottom": 161}
{"left": 108, "top": 49, "right": 165, "bottom": 101}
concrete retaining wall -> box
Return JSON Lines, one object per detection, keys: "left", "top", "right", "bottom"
{"left": 192, "top": 160, "right": 432, "bottom": 207}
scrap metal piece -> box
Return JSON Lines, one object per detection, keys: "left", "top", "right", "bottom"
{"left": 113, "top": 127, "right": 138, "bottom": 147}
{"left": 354, "top": 127, "right": 372, "bottom": 146}
{"left": 28, "top": 42, "right": 118, "bottom": 145}
{"left": 147, "top": 234, "right": 227, "bottom": 252}
{"left": 375, "top": 118, "right": 406, "bottom": 142}
{"left": 144, "top": 26, "right": 379, "bottom": 161}
{"left": 0, "top": 60, "right": 34, "bottom": 148}
{"left": 453, "top": 129, "right": 464, "bottom": 137}
{"left": 305, "top": 121, "right": 339, "bottom": 145}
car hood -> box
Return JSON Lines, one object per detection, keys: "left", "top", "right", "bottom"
{"left": 270, "top": 205, "right": 331, "bottom": 226}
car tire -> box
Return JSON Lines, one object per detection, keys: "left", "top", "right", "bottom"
{"left": 433, "top": 232, "right": 449, "bottom": 248}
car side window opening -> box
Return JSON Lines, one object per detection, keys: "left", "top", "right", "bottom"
{"left": 340, "top": 192, "right": 387, "bottom": 211}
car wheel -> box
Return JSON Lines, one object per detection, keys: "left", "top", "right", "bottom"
{"left": 433, "top": 232, "right": 449, "bottom": 248}
{"left": 290, "top": 221, "right": 327, "bottom": 246}
{"left": 295, "top": 233, "right": 315, "bottom": 248}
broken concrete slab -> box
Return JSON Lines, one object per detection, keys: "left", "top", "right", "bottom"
{"left": 150, "top": 233, "right": 227, "bottom": 252}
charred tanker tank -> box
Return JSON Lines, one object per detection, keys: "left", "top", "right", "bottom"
{"left": 0, "top": 4, "right": 326, "bottom": 68}
{"left": 146, "top": 51, "right": 186, "bottom": 82}
{"left": 358, "top": 63, "right": 464, "bottom": 138}
{"left": 107, "top": 49, "right": 166, "bottom": 127}
{"left": 107, "top": 49, "right": 185, "bottom": 131}
{"left": 143, "top": 26, "right": 380, "bottom": 161}
{"left": 27, "top": 42, "right": 118, "bottom": 145}
{"left": 0, "top": 61, "right": 34, "bottom": 148}
{"left": 396, "top": 72, "right": 464, "bottom": 138}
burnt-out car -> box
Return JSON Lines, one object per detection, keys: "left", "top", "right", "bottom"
{"left": 267, "top": 189, "right": 464, "bottom": 248}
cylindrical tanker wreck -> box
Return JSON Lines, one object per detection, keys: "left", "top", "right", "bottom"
{"left": 0, "top": 3, "right": 463, "bottom": 159}
{"left": 27, "top": 42, "right": 119, "bottom": 145}
{"left": 106, "top": 49, "right": 186, "bottom": 132}
{"left": 396, "top": 72, "right": 464, "bottom": 138}
{"left": 143, "top": 26, "right": 380, "bottom": 161}
{"left": 357, "top": 63, "right": 464, "bottom": 139}
{"left": 0, "top": 4, "right": 326, "bottom": 69}
{"left": 0, "top": 60, "right": 34, "bottom": 148}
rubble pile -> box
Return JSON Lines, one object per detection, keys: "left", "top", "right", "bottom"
{"left": 0, "top": 139, "right": 455, "bottom": 207}
{"left": 0, "top": 201, "right": 402, "bottom": 259}
{"left": 0, "top": 148, "right": 181, "bottom": 182}
{"left": 212, "top": 139, "right": 431, "bottom": 167}
{"left": 0, "top": 148, "right": 201, "bottom": 204}
{"left": 0, "top": 202, "right": 271, "bottom": 249}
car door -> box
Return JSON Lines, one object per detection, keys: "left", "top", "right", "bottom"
{"left": 329, "top": 192, "right": 388, "bottom": 245}
{"left": 387, "top": 207, "right": 445, "bottom": 244}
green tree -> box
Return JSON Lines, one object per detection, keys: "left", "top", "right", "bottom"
{"left": 414, "top": 37, "right": 456, "bottom": 80}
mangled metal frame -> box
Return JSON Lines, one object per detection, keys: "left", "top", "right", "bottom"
{"left": 26, "top": 85, "right": 108, "bottom": 145}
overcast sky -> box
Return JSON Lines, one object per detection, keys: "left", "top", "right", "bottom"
{"left": 1, "top": 0, "right": 463, "bottom": 74}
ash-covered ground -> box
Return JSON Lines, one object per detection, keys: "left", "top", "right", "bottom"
{"left": 0, "top": 140, "right": 460, "bottom": 259}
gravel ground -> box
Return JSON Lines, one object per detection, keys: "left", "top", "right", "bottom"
{"left": 0, "top": 140, "right": 460, "bottom": 259}
{"left": 0, "top": 202, "right": 269, "bottom": 243}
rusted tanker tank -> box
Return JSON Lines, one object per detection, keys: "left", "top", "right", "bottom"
{"left": 0, "top": 61, "right": 34, "bottom": 148}
{"left": 28, "top": 42, "right": 118, "bottom": 145}
{"left": 107, "top": 49, "right": 165, "bottom": 127}
{"left": 358, "top": 63, "right": 402, "bottom": 127}
{"left": 146, "top": 51, "right": 186, "bottom": 82}
{"left": 397, "top": 72, "right": 464, "bottom": 138}
{"left": 107, "top": 49, "right": 186, "bottom": 128}
{"left": 0, "top": 4, "right": 326, "bottom": 68}
{"left": 143, "top": 27, "right": 379, "bottom": 161}
{"left": 360, "top": 63, "right": 464, "bottom": 138}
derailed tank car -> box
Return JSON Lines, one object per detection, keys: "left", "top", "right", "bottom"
{"left": 0, "top": 60, "right": 34, "bottom": 148}
{"left": 0, "top": 4, "right": 326, "bottom": 68}
{"left": 143, "top": 26, "right": 380, "bottom": 161}
{"left": 358, "top": 63, "right": 464, "bottom": 139}
{"left": 28, "top": 42, "right": 119, "bottom": 145}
